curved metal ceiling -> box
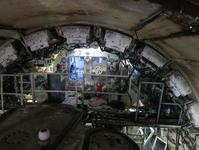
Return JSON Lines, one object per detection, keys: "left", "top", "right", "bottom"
{"left": 0, "top": 0, "right": 199, "bottom": 101}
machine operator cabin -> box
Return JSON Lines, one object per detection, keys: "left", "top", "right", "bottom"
{"left": 0, "top": 0, "right": 198, "bottom": 150}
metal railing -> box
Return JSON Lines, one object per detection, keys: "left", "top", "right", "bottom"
{"left": 0, "top": 73, "right": 183, "bottom": 127}
{"left": 134, "top": 81, "right": 183, "bottom": 125}
{"left": 0, "top": 72, "right": 132, "bottom": 113}
{"left": 83, "top": 73, "right": 131, "bottom": 97}
{"left": 0, "top": 73, "right": 78, "bottom": 113}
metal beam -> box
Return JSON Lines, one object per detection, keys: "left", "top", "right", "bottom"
{"left": 143, "top": 30, "right": 199, "bottom": 41}
{"left": 0, "top": 76, "right": 4, "bottom": 112}
{"left": 88, "top": 120, "right": 182, "bottom": 128}
{"left": 20, "top": 74, "right": 23, "bottom": 105}
{"left": 148, "top": 0, "right": 199, "bottom": 17}
{"left": 132, "top": 8, "right": 165, "bottom": 32}
{"left": 135, "top": 81, "right": 141, "bottom": 121}
{"left": 157, "top": 84, "right": 164, "bottom": 123}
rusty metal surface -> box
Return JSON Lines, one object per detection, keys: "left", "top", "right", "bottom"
{"left": 0, "top": 104, "right": 83, "bottom": 150}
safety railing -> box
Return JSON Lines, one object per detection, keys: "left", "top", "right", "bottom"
{"left": 0, "top": 73, "right": 79, "bottom": 113}
{"left": 135, "top": 81, "right": 183, "bottom": 125}
{"left": 0, "top": 73, "right": 184, "bottom": 127}
{"left": 83, "top": 73, "right": 131, "bottom": 98}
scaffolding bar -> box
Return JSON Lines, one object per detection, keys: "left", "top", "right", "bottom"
{"left": 83, "top": 91, "right": 128, "bottom": 96}
{"left": 31, "top": 73, "right": 35, "bottom": 103}
{"left": 135, "top": 81, "right": 141, "bottom": 121}
{"left": 1, "top": 93, "right": 21, "bottom": 96}
{"left": 157, "top": 84, "right": 165, "bottom": 123}
{"left": 0, "top": 76, "right": 4, "bottom": 112}
{"left": 84, "top": 73, "right": 129, "bottom": 78}
{"left": 20, "top": 74, "right": 23, "bottom": 105}
{"left": 140, "top": 81, "right": 164, "bottom": 85}
{"left": 33, "top": 90, "right": 74, "bottom": 93}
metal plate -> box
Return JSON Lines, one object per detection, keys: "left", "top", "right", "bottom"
{"left": 104, "top": 30, "right": 132, "bottom": 52}
{"left": 0, "top": 104, "right": 82, "bottom": 150}
{"left": 59, "top": 26, "right": 90, "bottom": 45}
{"left": 0, "top": 42, "right": 17, "bottom": 67}
{"left": 167, "top": 72, "right": 192, "bottom": 97}
{"left": 141, "top": 46, "right": 168, "bottom": 68}
{"left": 23, "top": 30, "right": 49, "bottom": 51}
{"left": 188, "top": 103, "right": 199, "bottom": 127}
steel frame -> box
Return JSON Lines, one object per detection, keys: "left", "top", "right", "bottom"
{"left": 83, "top": 73, "right": 130, "bottom": 97}
{"left": 135, "top": 81, "right": 182, "bottom": 125}
{"left": 0, "top": 72, "right": 131, "bottom": 112}
{"left": 0, "top": 72, "right": 78, "bottom": 112}
{"left": 0, "top": 74, "right": 183, "bottom": 129}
